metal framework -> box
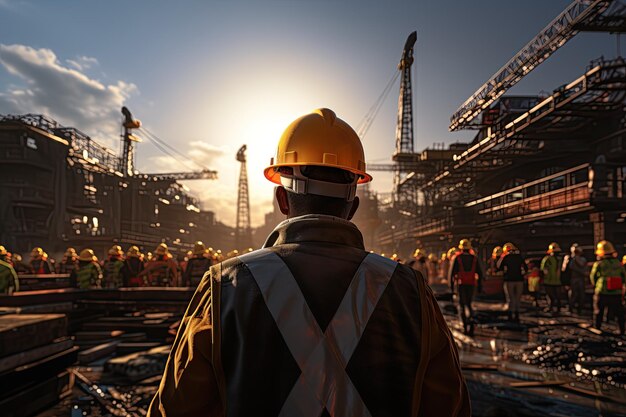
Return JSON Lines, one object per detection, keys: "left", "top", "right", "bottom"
{"left": 392, "top": 32, "right": 418, "bottom": 209}
{"left": 143, "top": 169, "right": 218, "bottom": 182}
{"left": 235, "top": 145, "right": 251, "bottom": 249}
{"left": 449, "top": 0, "right": 624, "bottom": 131}
{"left": 427, "top": 58, "right": 626, "bottom": 195}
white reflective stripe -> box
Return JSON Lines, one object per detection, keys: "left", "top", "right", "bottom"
{"left": 239, "top": 249, "right": 397, "bottom": 417}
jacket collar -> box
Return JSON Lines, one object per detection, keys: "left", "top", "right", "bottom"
{"left": 263, "top": 214, "right": 364, "bottom": 250}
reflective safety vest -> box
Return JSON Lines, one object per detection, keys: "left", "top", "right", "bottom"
{"left": 103, "top": 258, "right": 124, "bottom": 288}
{"left": 222, "top": 249, "right": 398, "bottom": 417}
{"left": 77, "top": 263, "right": 101, "bottom": 289}
{"left": 456, "top": 256, "right": 477, "bottom": 286}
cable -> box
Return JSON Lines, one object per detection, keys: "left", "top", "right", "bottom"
{"left": 357, "top": 69, "right": 400, "bottom": 139}
{"left": 139, "top": 129, "right": 197, "bottom": 171}
{"left": 139, "top": 127, "right": 208, "bottom": 170}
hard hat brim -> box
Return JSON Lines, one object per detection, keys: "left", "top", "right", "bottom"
{"left": 264, "top": 163, "right": 372, "bottom": 185}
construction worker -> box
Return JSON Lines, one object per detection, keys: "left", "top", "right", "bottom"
{"left": 71, "top": 249, "right": 102, "bottom": 289}
{"left": 590, "top": 240, "right": 625, "bottom": 335}
{"left": 139, "top": 243, "right": 179, "bottom": 286}
{"left": 497, "top": 242, "right": 528, "bottom": 322}
{"left": 562, "top": 243, "right": 588, "bottom": 315}
{"left": 408, "top": 248, "right": 429, "bottom": 282}
{"left": 57, "top": 247, "right": 79, "bottom": 274}
{"left": 183, "top": 241, "right": 212, "bottom": 287}
{"left": 427, "top": 253, "right": 439, "bottom": 282}
{"left": 29, "top": 247, "right": 52, "bottom": 274}
{"left": 0, "top": 246, "right": 19, "bottom": 294}
{"left": 148, "top": 108, "right": 470, "bottom": 417}
{"left": 120, "top": 246, "right": 145, "bottom": 287}
{"left": 449, "top": 239, "right": 483, "bottom": 335}
{"left": 541, "top": 242, "right": 564, "bottom": 314}
{"left": 11, "top": 253, "right": 30, "bottom": 274}
{"left": 488, "top": 246, "right": 503, "bottom": 276}
{"left": 103, "top": 245, "right": 125, "bottom": 288}
{"left": 622, "top": 254, "right": 626, "bottom": 267}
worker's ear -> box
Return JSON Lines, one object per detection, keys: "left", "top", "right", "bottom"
{"left": 275, "top": 186, "right": 290, "bottom": 215}
{"left": 347, "top": 196, "right": 359, "bottom": 220}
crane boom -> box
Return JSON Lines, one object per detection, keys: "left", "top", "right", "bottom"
{"left": 144, "top": 169, "right": 218, "bottom": 181}
{"left": 449, "top": 0, "right": 614, "bottom": 131}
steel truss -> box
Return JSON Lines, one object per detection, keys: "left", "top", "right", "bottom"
{"left": 449, "top": 0, "right": 625, "bottom": 131}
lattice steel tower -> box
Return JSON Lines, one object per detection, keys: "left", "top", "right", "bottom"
{"left": 392, "top": 31, "right": 418, "bottom": 208}
{"left": 236, "top": 145, "right": 251, "bottom": 249}
{"left": 120, "top": 107, "right": 141, "bottom": 177}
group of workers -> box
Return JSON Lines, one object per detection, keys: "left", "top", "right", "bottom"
{"left": 0, "top": 241, "right": 248, "bottom": 292}
{"left": 401, "top": 238, "right": 626, "bottom": 336}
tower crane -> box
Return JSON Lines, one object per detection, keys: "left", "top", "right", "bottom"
{"left": 235, "top": 145, "right": 251, "bottom": 249}
{"left": 120, "top": 107, "right": 219, "bottom": 182}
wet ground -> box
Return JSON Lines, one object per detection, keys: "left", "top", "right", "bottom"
{"left": 33, "top": 289, "right": 626, "bottom": 417}
{"left": 441, "top": 289, "right": 626, "bottom": 417}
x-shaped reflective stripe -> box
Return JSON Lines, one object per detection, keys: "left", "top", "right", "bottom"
{"left": 240, "top": 249, "right": 397, "bottom": 417}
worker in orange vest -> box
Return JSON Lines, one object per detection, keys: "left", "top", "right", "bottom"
{"left": 449, "top": 239, "right": 483, "bottom": 335}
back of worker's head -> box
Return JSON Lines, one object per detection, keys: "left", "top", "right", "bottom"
{"left": 265, "top": 108, "right": 371, "bottom": 220}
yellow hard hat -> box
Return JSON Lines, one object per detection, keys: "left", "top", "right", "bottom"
{"left": 31, "top": 247, "right": 43, "bottom": 258}
{"left": 14, "top": 253, "right": 22, "bottom": 262}
{"left": 79, "top": 248, "right": 96, "bottom": 262}
{"left": 193, "top": 241, "right": 207, "bottom": 256}
{"left": 108, "top": 245, "right": 123, "bottom": 256}
{"left": 127, "top": 245, "right": 141, "bottom": 257}
{"left": 264, "top": 109, "right": 371, "bottom": 200}
{"left": 492, "top": 246, "right": 503, "bottom": 258}
{"left": 447, "top": 247, "right": 457, "bottom": 259}
{"left": 64, "top": 247, "right": 77, "bottom": 257}
{"left": 391, "top": 253, "right": 399, "bottom": 261}
{"left": 503, "top": 242, "right": 517, "bottom": 253}
{"left": 622, "top": 254, "right": 626, "bottom": 265}
{"left": 440, "top": 252, "right": 447, "bottom": 260}
{"left": 547, "top": 242, "right": 561, "bottom": 254}
{"left": 428, "top": 253, "right": 436, "bottom": 261}
{"left": 155, "top": 243, "right": 169, "bottom": 255}
{"left": 595, "top": 240, "right": 616, "bottom": 257}
{"left": 0, "top": 245, "right": 6, "bottom": 256}
{"left": 413, "top": 248, "right": 424, "bottom": 258}
{"left": 458, "top": 239, "right": 472, "bottom": 250}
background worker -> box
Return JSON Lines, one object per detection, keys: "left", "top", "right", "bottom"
{"left": 29, "top": 247, "right": 52, "bottom": 274}
{"left": 183, "top": 241, "right": 212, "bottom": 287}
{"left": 103, "top": 245, "right": 125, "bottom": 288}
{"left": 140, "top": 243, "right": 179, "bottom": 286}
{"left": 408, "top": 248, "right": 429, "bottom": 282}
{"left": 497, "top": 242, "right": 528, "bottom": 322}
{"left": 120, "top": 246, "right": 145, "bottom": 287}
{"left": 71, "top": 249, "right": 102, "bottom": 289}
{"left": 590, "top": 240, "right": 625, "bottom": 335}
{"left": 541, "top": 242, "right": 564, "bottom": 314}
{"left": 449, "top": 239, "right": 483, "bottom": 335}
{"left": 57, "top": 247, "right": 79, "bottom": 274}
{"left": 562, "top": 243, "right": 588, "bottom": 315}
{"left": 0, "top": 245, "right": 19, "bottom": 294}
{"left": 148, "top": 108, "right": 470, "bottom": 417}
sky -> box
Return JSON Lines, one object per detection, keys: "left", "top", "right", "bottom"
{"left": 0, "top": 0, "right": 619, "bottom": 227}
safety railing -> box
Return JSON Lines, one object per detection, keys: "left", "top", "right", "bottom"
{"left": 465, "top": 164, "right": 593, "bottom": 226}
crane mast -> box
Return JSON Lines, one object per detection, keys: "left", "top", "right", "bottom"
{"left": 392, "top": 31, "right": 419, "bottom": 210}
{"left": 236, "top": 145, "right": 251, "bottom": 249}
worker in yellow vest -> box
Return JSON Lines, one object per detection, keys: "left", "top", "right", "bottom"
{"left": 590, "top": 240, "right": 625, "bottom": 335}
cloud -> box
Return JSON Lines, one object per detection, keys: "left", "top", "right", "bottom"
{"left": 0, "top": 44, "right": 136, "bottom": 147}
{"left": 187, "top": 141, "right": 225, "bottom": 166}
{"left": 66, "top": 55, "right": 99, "bottom": 71}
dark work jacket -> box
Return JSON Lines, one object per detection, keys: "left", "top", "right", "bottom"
{"left": 148, "top": 214, "right": 470, "bottom": 417}
{"left": 497, "top": 252, "right": 528, "bottom": 281}
{"left": 120, "top": 257, "right": 144, "bottom": 286}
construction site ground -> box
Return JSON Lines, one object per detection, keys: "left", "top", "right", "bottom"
{"left": 0, "top": 285, "right": 624, "bottom": 417}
